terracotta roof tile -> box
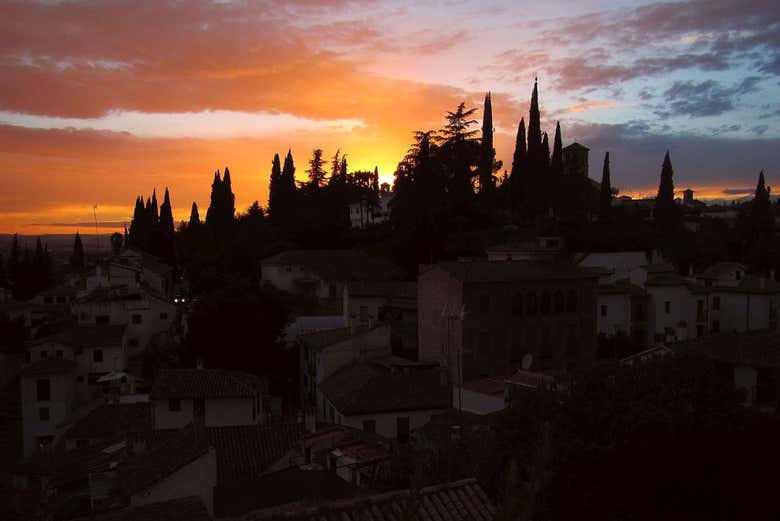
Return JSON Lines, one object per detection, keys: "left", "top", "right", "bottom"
{"left": 240, "top": 479, "right": 495, "bottom": 521}
{"left": 66, "top": 402, "right": 152, "bottom": 440}
{"left": 20, "top": 358, "right": 76, "bottom": 377}
{"left": 151, "top": 369, "right": 264, "bottom": 399}
{"left": 434, "top": 261, "right": 598, "bottom": 283}
{"left": 75, "top": 496, "right": 210, "bottom": 521}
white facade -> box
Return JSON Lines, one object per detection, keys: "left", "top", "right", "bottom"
{"left": 314, "top": 326, "right": 392, "bottom": 385}
{"left": 454, "top": 386, "right": 506, "bottom": 416}
{"left": 349, "top": 193, "right": 393, "bottom": 229}
{"left": 130, "top": 448, "right": 217, "bottom": 517}
{"left": 152, "top": 397, "right": 260, "bottom": 430}
{"left": 21, "top": 369, "right": 77, "bottom": 457}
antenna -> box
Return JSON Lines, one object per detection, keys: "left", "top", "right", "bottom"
{"left": 93, "top": 204, "right": 100, "bottom": 254}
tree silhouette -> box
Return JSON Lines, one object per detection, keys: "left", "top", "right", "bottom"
{"left": 599, "top": 152, "right": 612, "bottom": 224}
{"left": 510, "top": 118, "right": 527, "bottom": 219}
{"left": 478, "top": 92, "right": 496, "bottom": 196}
{"left": 189, "top": 201, "right": 201, "bottom": 227}
{"left": 654, "top": 151, "right": 679, "bottom": 233}
{"left": 158, "top": 187, "right": 176, "bottom": 263}
{"left": 267, "top": 153, "right": 283, "bottom": 224}
{"left": 306, "top": 149, "right": 327, "bottom": 189}
{"left": 70, "top": 232, "right": 85, "bottom": 268}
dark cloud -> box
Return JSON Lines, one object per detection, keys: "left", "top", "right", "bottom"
{"left": 564, "top": 120, "right": 780, "bottom": 191}
{"left": 722, "top": 188, "right": 755, "bottom": 195}
{"left": 751, "top": 124, "right": 769, "bottom": 135}
{"left": 655, "top": 77, "right": 762, "bottom": 118}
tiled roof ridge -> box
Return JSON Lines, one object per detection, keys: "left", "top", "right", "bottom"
{"left": 249, "top": 478, "right": 483, "bottom": 520}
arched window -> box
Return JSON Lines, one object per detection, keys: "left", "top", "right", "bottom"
{"left": 567, "top": 290, "right": 578, "bottom": 313}
{"left": 527, "top": 292, "right": 537, "bottom": 315}
{"left": 554, "top": 291, "right": 564, "bottom": 314}
{"left": 512, "top": 292, "right": 523, "bottom": 317}
{"left": 541, "top": 291, "right": 551, "bottom": 315}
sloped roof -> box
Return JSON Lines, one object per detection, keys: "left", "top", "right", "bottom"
{"left": 346, "top": 281, "right": 417, "bottom": 299}
{"left": 20, "top": 358, "right": 76, "bottom": 377}
{"left": 598, "top": 278, "right": 647, "bottom": 296}
{"left": 434, "top": 261, "right": 599, "bottom": 283}
{"left": 563, "top": 142, "right": 589, "bottom": 151}
{"left": 32, "top": 324, "right": 127, "bottom": 348}
{"left": 262, "top": 250, "right": 402, "bottom": 283}
{"left": 297, "top": 328, "right": 353, "bottom": 350}
{"left": 151, "top": 369, "right": 264, "bottom": 399}
{"left": 699, "top": 262, "right": 745, "bottom": 279}
{"left": 66, "top": 402, "right": 152, "bottom": 440}
{"left": 75, "top": 496, "right": 210, "bottom": 521}
{"left": 120, "top": 424, "right": 211, "bottom": 495}
{"left": 241, "top": 478, "right": 495, "bottom": 521}
{"left": 319, "top": 362, "right": 450, "bottom": 415}
{"left": 205, "top": 422, "right": 306, "bottom": 483}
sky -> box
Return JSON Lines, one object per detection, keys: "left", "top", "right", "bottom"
{"left": 1, "top": 0, "right": 779, "bottom": 234}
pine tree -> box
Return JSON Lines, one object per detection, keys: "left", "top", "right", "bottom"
{"left": 654, "top": 150, "right": 679, "bottom": 232}
{"left": 599, "top": 152, "right": 612, "bottom": 224}
{"left": 479, "top": 92, "right": 495, "bottom": 195}
{"left": 189, "top": 202, "right": 201, "bottom": 227}
{"left": 341, "top": 156, "right": 349, "bottom": 183}
{"left": 307, "top": 149, "right": 326, "bottom": 189}
{"left": 329, "top": 149, "right": 342, "bottom": 186}
{"left": 71, "top": 232, "right": 85, "bottom": 269}
{"left": 268, "top": 153, "right": 282, "bottom": 223}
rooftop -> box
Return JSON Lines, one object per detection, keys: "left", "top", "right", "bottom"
{"left": 240, "top": 478, "right": 495, "bottom": 521}
{"left": 66, "top": 402, "right": 152, "bottom": 441}
{"left": 31, "top": 324, "right": 126, "bottom": 349}
{"left": 346, "top": 280, "right": 417, "bottom": 299}
{"left": 432, "top": 261, "right": 599, "bottom": 284}
{"left": 319, "top": 362, "right": 450, "bottom": 415}
{"left": 75, "top": 496, "right": 210, "bottom": 521}
{"left": 151, "top": 368, "right": 266, "bottom": 399}
{"left": 262, "top": 250, "right": 403, "bottom": 283}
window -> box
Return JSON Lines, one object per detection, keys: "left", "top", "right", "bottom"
{"left": 93, "top": 349, "right": 103, "bottom": 363}
{"left": 362, "top": 419, "right": 376, "bottom": 433}
{"left": 396, "top": 416, "right": 410, "bottom": 443}
{"left": 77, "top": 375, "right": 84, "bottom": 383}
{"left": 159, "top": 312, "right": 169, "bottom": 320}
{"left": 553, "top": 291, "right": 564, "bottom": 314}
{"left": 131, "top": 314, "right": 142, "bottom": 325}
{"left": 168, "top": 399, "right": 181, "bottom": 412}
{"left": 479, "top": 294, "right": 490, "bottom": 314}
{"left": 600, "top": 305, "right": 607, "bottom": 317}
{"left": 359, "top": 305, "right": 369, "bottom": 324}
{"left": 328, "top": 284, "right": 337, "bottom": 298}
{"left": 664, "top": 301, "right": 671, "bottom": 314}
{"left": 95, "top": 315, "right": 110, "bottom": 325}
{"left": 696, "top": 324, "right": 704, "bottom": 337}
{"left": 511, "top": 292, "right": 523, "bottom": 317}
{"left": 36, "top": 379, "right": 50, "bottom": 401}
{"left": 527, "top": 293, "right": 538, "bottom": 315}
{"left": 40, "top": 350, "right": 48, "bottom": 359}
{"left": 478, "top": 331, "right": 490, "bottom": 355}
{"left": 713, "top": 296, "right": 721, "bottom": 311}
{"left": 56, "top": 350, "right": 63, "bottom": 359}
{"left": 39, "top": 407, "right": 50, "bottom": 421}
{"left": 541, "top": 292, "right": 551, "bottom": 315}
{"left": 712, "top": 320, "right": 720, "bottom": 333}
{"left": 562, "top": 291, "right": 576, "bottom": 315}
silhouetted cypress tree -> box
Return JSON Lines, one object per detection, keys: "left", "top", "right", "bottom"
{"left": 222, "top": 167, "right": 235, "bottom": 220}
{"left": 550, "top": 122, "right": 563, "bottom": 177}
{"left": 372, "top": 166, "right": 379, "bottom": 194}
{"left": 654, "top": 150, "right": 679, "bottom": 232}
{"left": 128, "top": 196, "right": 145, "bottom": 247}
{"left": 750, "top": 170, "right": 773, "bottom": 238}
{"left": 206, "top": 171, "right": 222, "bottom": 227}
{"left": 150, "top": 189, "right": 159, "bottom": 224}
{"left": 342, "top": 157, "right": 349, "bottom": 183}
{"left": 527, "top": 79, "right": 542, "bottom": 170}
{"left": 307, "top": 149, "right": 326, "bottom": 189}
{"left": 599, "top": 152, "right": 612, "bottom": 224}
{"left": 158, "top": 187, "right": 175, "bottom": 262}
{"left": 268, "top": 153, "right": 282, "bottom": 223}
{"left": 329, "top": 149, "right": 342, "bottom": 186}
{"left": 8, "top": 233, "right": 20, "bottom": 284}
{"left": 189, "top": 202, "right": 201, "bottom": 227}
{"left": 541, "top": 132, "right": 550, "bottom": 170}
{"left": 71, "top": 232, "right": 85, "bottom": 269}
{"left": 479, "top": 92, "right": 495, "bottom": 195}
{"left": 510, "top": 117, "right": 527, "bottom": 216}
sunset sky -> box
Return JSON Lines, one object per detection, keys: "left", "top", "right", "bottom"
{"left": 1, "top": 0, "right": 779, "bottom": 233}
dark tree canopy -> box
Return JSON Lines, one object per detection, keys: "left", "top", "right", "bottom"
{"left": 70, "top": 231, "right": 85, "bottom": 269}
{"left": 654, "top": 150, "right": 680, "bottom": 233}
{"left": 267, "top": 153, "right": 283, "bottom": 224}
{"left": 599, "top": 152, "right": 612, "bottom": 224}
{"left": 478, "top": 92, "right": 495, "bottom": 196}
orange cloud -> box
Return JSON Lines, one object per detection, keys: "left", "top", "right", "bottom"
{"left": 565, "top": 100, "right": 631, "bottom": 113}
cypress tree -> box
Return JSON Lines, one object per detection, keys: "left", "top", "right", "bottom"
{"left": 282, "top": 150, "right": 296, "bottom": 193}
{"left": 205, "top": 171, "right": 222, "bottom": 227}
{"left": 222, "top": 167, "right": 235, "bottom": 220}
{"left": 599, "top": 152, "right": 612, "bottom": 224}
{"left": 372, "top": 166, "right": 379, "bottom": 194}
{"left": 342, "top": 156, "right": 349, "bottom": 182}
{"left": 527, "top": 79, "right": 542, "bottom": 171}
{"left": 150, "top": 189, "right": 159, "bottom": 224}
{"left": 329, "top": 149, "right": 341, "bottom": 185}
{"left": 159, "top": 187, "right": 175, "bottom": 262}
{"left": 478, "top": 92, "right": 495, "bottom": 195}
{"left": 550, "top": 122, "right": 563, "bottom": 177}
{"left": 268, "top": 153, "right": 282, "bottom": 223}
{"left": 71, "top": 232, "right": 85, "bottom": 269}
{"left": 510, "top": 117, "right": 527, "bottom": 216}
{"left": 8, "top": 233, "right": 20, "bottom": 283}
{"left": 750, "top": 170, "right": 773, "bottom": 238}
{"left": 654, "top": 150, "right": 678, "bottom": 232}
{"left": 189, "top": 202, "right": 201, "bottom": 227}
{"left": 541, "top": 132, "right": 550, "bottom": 170}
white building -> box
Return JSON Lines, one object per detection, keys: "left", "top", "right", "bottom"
{"left": 150, "top": 368, "right": 267, "bottom": 430}
{"left": 349, "top": 192, "right": 394, "bottom": 229}
{"left": 20, "top": 359, "right": 77, "bottom": 457}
